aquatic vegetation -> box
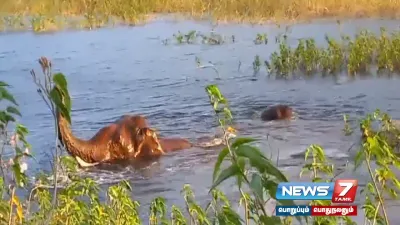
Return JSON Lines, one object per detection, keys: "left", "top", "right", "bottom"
{"left": 199, "top": 31, "right": 225, "bottom": 45}
{"left": 173, "top": 30, "right": 197, "bottom": 44}
{"left": 254, "top": 33, "right": 268, "bottom": 45}
{"left": 252, "top": 55, "right": 261, "bottom": 75}
{"left": 269, "top": 36, "right": 297, "bottom": 78}
{"left": 294, "top": 38, "right": 320, "bottom": 75}
{"left": 264, "top": 28, "right": 400, "bottom": 79}
{"left": 169, "top": 30, "right": 230, "bottom": 45}
{"left": 320, "top": 35, "right": 346, "bottom": 75}
{"left": 0, "top": 56, "right": 399, "bottom": 225}
{"left": 347, "top": 30, "right": 377, "bottom": 75}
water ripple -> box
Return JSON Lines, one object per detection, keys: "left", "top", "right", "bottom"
{"left": 3, "top": 18, "right": 400, "bottom": 222}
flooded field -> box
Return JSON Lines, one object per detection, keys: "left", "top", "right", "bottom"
{"left": 1, "top": 18, "right": 400, "bottom": 223}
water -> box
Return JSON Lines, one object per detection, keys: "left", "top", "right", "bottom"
{"left": 1, "top": 17, "right": 400, "bottom": 223}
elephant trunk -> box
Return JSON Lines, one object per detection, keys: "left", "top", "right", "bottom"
{"left": 57, "top": 111, "right": 99, "bottom": 166}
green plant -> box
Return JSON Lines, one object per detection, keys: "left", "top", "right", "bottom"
{"left": 294, "top": 38, "right": 321, "bottom": 75}
{"left": 205, "top": 84, "right": 300, "bottom": 224}
{"left": 347, "top": 30, "right": 377, "bottom": 75}
{"left": 320, "top": 35, "right": 345, "bottom": 75}
{"left": 0, "top": 81, "right": 32, "bottom": 224}
{"left": 0, "top": 57, "right": 262, "bottom": 225}
{"left": 355, "top": 110, "right": 400, "bottom": 225}
{"left": 264, "top": 28, "right": 400, "bottom": 79}
{"left": 343, "top": 114, "right": 353, "bottom": 136}
{"left": 171, "top": 30, "right": 228, "bottom": 45}
{"left": 300, "top": 144, "right": 356, "bottom": 225}
{"left": 254, "top": 33, "right": 268, "bottom": 45}
{"left": 1, "top": 54, "right": 399, "bottom": 225}
{"left": 252, "top": 55, "right": 261, "bottom": 75}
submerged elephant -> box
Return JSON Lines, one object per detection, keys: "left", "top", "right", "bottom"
{"left": 261, "top": 104, "right": 295, "bottom": 121}
{"left": 159, "top": 130, "right": 237, "bottom": 152}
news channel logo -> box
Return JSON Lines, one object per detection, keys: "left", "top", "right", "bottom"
{"left": 275, "top": 180, "right": 358, "bottom": 203}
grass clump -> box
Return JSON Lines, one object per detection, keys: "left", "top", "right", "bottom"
{"left": 254, "top": 28, "right": 400, "bottom": 79}
{"left": 0, "top": 57, "right": 399, "bottom": 224}
{"left": 167, "top": 30, "right": 232, "bottom": 45}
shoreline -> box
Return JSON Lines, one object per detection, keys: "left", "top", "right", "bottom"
{"left": 0, "top": 11, "right": 400, "bottom": 33}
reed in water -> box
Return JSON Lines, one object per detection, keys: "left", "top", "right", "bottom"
{"left": 256, "top": 27, "right": 400, "bottom": 79}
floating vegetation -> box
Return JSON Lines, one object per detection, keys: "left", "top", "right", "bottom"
{"left": 252, "top": 55, "right": 261, "bottom": 75}
{"left": 173, "top": 30, "right": 197, "bottom": 44}
{"left": 254, "top": 33, "right": 268, "bottom": 45}
{"left": 168, "top": 30, "right": 232, "bottom": 45}
{"left": 264, "top": 28, "right": 400, "bottom": 79}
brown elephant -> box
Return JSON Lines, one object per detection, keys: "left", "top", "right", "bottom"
{"left": 58, "top": 111, "right": 233, "bottom": 168}
{"left": 261, "top": 104, "right": 294, "bottom": 121}
{"left": 57, "top": 112, "right": 169, "bottom": 167}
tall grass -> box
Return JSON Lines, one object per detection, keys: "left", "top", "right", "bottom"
{"left": 1, "top": 0, "right": 400, "bottom": 29}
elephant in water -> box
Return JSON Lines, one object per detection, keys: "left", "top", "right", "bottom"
{"left": 57, "top": 113, "right": 167, "bottom": 168}
{"left": 261, "top": 104, "right": 295, "bottom": 121}
{"left": 58, "top": 112, "right": 235, "bottom": 168}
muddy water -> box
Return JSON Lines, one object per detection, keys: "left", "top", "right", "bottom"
{"left": 1, "top": 18, "right": 400, "bottom": 223}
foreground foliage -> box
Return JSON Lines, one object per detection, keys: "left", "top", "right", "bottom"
{"left": 0, "top": 57, "right": 399, "bottom": 224}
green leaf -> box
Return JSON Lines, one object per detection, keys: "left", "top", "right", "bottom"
{"left": 209, "top": 164, "right": 241, "bottom": 193}
{"left": 50, "top": 87, "right": 71, "bottom": 124}
{"left": 53, "top": 73, "right": 68, "bottom": 93}
{"left": 262, "top": 178, "right": 299, "bottom": 224}
{"left": 354, "top": 150, "right": 365, "bottom": 171}
{"left": 231, "top": 137, "right": 257, "bottom": 148}
{"left": 0, "top": 81, "right": 9, "bottom": 87}
{"left": 16, "top": 124, "right": 29, "bottom": 136}
{"left": 262, "top": 179, "right": 278, "bottom": 200}
{"left": 259, "top": 215, "right": 282, "bottom": 225}
{"left": 120, "top": 180, "right": 132, "bottom": 191}
{"left": 213, "top": 147, "right": 230, "bottom": 182}
{"left": 236, "top": 144, "right": 288, "bottom": 182}
{"left": 250, "top": 173, "right": 263, "bottom": 200}
{"left": 0, "top": 111, "right": 15, "bottom": 123}
{"left": 11, "top": 162, "right": 28, "bottom": 187}
{"left": 6, "top": 106, "right": 21, "bottom": 117}
{"left": 393, "top": 178, "right": 400, "bottom": 191}
{"left": 53, "top": 73, "right": 72, "bottom": 112}
{"left": 236, "top": 157, "right": 246, "bottom": 189}
{"left": 60, "top": 156, "right": 78, "bottom": 173}
{"left": 220, "top": 206, "right": 243, "bottom": 224}
{"left": 0, "top": 87, "right": 18, "bottom": 105}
